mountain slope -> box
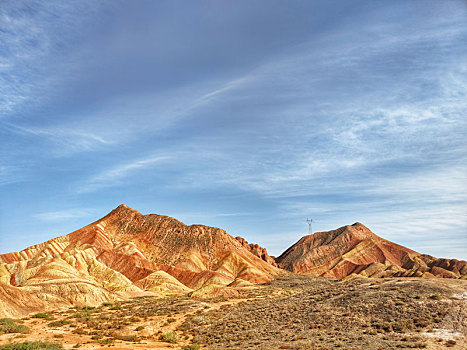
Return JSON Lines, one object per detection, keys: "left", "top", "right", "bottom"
{"left": 0, "top": 204, "right": 280, "bottom": 317}
{"left": 276, "top": 222, "right": 467, "bottom": 279}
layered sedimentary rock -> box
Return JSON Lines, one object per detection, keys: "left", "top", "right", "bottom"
{"left": 276, "top": 222, "right": 467, "bottom": 279}
{"left": 0, "top": 204, "right": 279, "bottom": 317}
{"left": 2, "top": 207, "right": 465, "bottom": 318}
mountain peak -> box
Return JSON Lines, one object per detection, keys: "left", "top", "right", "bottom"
{"left": 114, "top": 203, "right": 138, "bottom": 212}
{"left": 108, "top": 203, "right": 141, "bottom": 216}
{"left": 276, "top": 223, "right": 416, "bottom": 278}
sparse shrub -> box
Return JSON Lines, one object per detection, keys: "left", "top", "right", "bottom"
{"left": 134, "top": 326, "right": 144, "bottom": 331}
{"left": 161, "top": 331, "right": 179, "bottom": 343}
{"left": 111, "top": 334, "right": 140, "bottom": 342}
{"left": 414, "top": 318, "right": 430, "bottom": 328}
{"left": 0, "top": 318, "right": 30, "bottom": 334}
{"left": 53, "top": 335, "right": 64, "bottom": 339}
{"left": 392, "top": 320, "right": 414, "bottom": 333}
{"left": 32, "top": 313, "right": 52, "bottom": 319}
{"left": 429, "top": 295, "right": 440, "bottom": 300}
{"left": 48, "top": 320, "right": 72, "bottom": 327}
{"left": 381, "top": 322, "right": 392, "bottom": 332}
{"left": 0, "top": 341, "right": 64, "bottom": 350}
{"left": 182, "top": 345, "right": 200, "bottom": 350}
{"left": 190, "top": 316, "right": 206, "bottom": 325}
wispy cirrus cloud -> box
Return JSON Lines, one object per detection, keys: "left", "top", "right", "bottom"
{"left": 3, "top": 122, "right": 114, "bottom": 154}
{"left": 77, "top": 155, "right": 171, "bottom": 194}
{"left": 0, "top": 1, "right": 106, "bottom": 117}
{"left": 0, "top": 165, "right": 31, "bottom": 186}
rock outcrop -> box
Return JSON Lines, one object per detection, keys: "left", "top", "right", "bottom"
{"left": 235, "top": 236, "right": 277, "bottom": 266}
{"left": 0, "top": 204, "right": 280, "bottom": 318}
{"left": 276, "top": 223, "right": 467, "bottom": 280}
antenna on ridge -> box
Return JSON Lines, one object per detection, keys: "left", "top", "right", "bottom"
{"left": 306, "top": 218, "right": 313, "bottom": 234}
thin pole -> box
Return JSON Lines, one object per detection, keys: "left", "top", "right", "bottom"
{"left": 307, "top": 218, "right": 313, "bottom": 234}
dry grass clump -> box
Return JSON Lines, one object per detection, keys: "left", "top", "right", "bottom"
{"left": 160, "top": 331, "right": 179, "bottom": 343}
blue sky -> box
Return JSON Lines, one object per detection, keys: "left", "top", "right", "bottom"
{"left": 1, "top": 0, "right": 466, "bottom": 259}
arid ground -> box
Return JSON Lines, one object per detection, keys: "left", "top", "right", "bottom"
{"left": 1, "top": 274, "right": 466, "bottom": 350}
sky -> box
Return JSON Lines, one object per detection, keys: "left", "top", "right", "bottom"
{"left": 1, "top": 0, "right": 466, "bottom": 259}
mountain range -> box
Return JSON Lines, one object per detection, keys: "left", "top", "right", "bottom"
{"left": 0, "top": 204, "right": 465, "bottom": 318}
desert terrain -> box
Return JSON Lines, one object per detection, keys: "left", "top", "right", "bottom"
{"left": 0, "top": 274, "right": 466, "bottom": 349}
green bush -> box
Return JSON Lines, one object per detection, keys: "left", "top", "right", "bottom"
{"left": 32, "top": 313, "right": 52, "bottom": 320}
{"left": 0, "top": 319, "right": 30, "bottom": 334}
{"left": 160, "top": 331, "right": 179, "bottom": 343}
{"left": 0, "top": 341, "right": 63, "bottom": 350}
